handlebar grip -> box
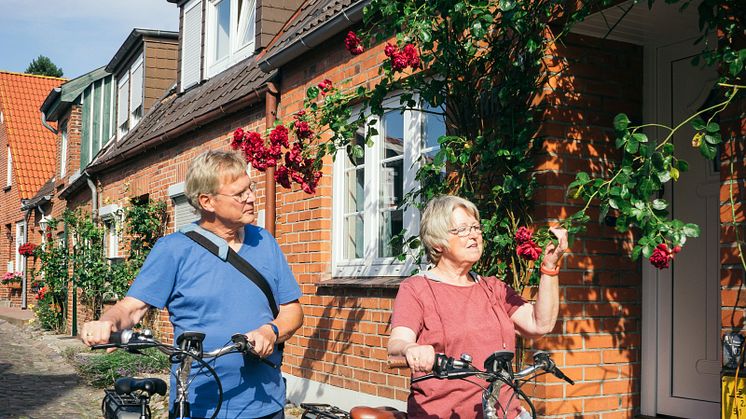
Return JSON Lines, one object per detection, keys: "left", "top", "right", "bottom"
{"left": 108, "top": 330, "right": 133, "bottom": 345}
{"left": 387, "top": 356, "right": 409, "bottom": 368}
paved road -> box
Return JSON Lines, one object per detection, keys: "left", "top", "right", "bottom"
{"left": 0, "top": 319, "right": 102, "bottom": 419}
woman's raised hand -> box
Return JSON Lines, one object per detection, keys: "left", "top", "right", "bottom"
{"left": 542, "top": 226, "right": 568, "bottom": 269}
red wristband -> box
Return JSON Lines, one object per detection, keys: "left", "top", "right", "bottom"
{"left": 540, "top": 264, "right": 560, "bottom": 276}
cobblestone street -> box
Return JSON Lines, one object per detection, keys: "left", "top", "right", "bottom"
{"left": 0, "top": 319, "right": 101, "bottom": 418}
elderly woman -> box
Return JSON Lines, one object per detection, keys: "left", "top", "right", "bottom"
{"left": 82, "top": 150, "right": 303, "bottom": 419}
{"left": 388, "top": 195, "right": 567, "bottom": 418}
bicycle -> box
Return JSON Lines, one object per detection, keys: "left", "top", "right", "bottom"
{"left": 92, "top": 328, "right": 272, "bottom": 419}
{"left": 300, "top": 350, "right": 573, "bottom": 419}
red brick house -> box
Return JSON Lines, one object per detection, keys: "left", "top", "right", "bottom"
{"left": 38, "top": 0, "right": 743, "bottom": 417}
{"left": 0, "top": 71, "right": 64, "bottom": 308}
{"left": 33, "top": 29, "right": 179, "bottom": 329}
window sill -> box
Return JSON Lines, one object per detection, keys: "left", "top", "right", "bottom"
{"left": 315, "top": 276, "right": 406, "bottom": 289}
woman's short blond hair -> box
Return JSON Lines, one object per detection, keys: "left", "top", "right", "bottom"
{"left": 185, "top": 150, "right": 248, "bottom": 211}
{"left": 420, "top": 195, "right": 481, "bottom": 265}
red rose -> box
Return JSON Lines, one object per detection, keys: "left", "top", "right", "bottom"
{"left": 295, "top": 121, "right": 314, "bottom": 140}
{"left": 392, "top": 52, "right": 409, "bottom": 71}
{"left": 269, "top": 125, "right": 289, "bottom": 148}
{"left": 672, "top": 245, "right": 681, "bottom": 254}
{"left": 649, "top": 243, "right": 673, "bottom": 269}
{"left": 514, "top": 227, "right": 533, "bottom": 244}
{"left": 317, "top": 79, "right": 333, "bottom": 92}
{"left": 384, "top": 43, "right": 397, "bottom": 58}
{"left": 516, "top": 240, "right": 542, "bottom": 261}
{"left": 231, "top": 128, "right": 245, "bottom": 150}
{"left": 344, "top": 31, "right": 364, "bottom": 55}
{"left": 402, "top": 44, "right": 420, "bottom": 68}
{"left": 274, "top": 166, "right": 292, "bottom": 189}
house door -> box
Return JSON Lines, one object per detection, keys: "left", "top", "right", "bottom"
{"left": 654, "top": 38, "right": 720, "bottom": 418}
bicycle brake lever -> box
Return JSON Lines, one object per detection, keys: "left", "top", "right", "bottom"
{"left": 231, "top": 334, "right": 279, "bottom": 369}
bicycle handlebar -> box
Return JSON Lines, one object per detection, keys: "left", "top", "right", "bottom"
{"left": 388, "top": 350, "right": 574, "bottom": 386}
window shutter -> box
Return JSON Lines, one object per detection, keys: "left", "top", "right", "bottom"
{"left": 173, "top": 195, "right": 200, "bottom": 230}
{"left": 130, "top": 58, "right": 144, "bottom": 114}
{"left": 182, "top": 0, "right": 203, "bottom": 90}
{"left": 117, "top": 74, "right": 129, "bottom": 133}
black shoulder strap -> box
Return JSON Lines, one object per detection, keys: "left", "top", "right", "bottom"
{"left": 184, "top": 230, "right": 279, "bottom": 318}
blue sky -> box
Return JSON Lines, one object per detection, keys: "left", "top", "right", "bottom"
{"left": 0, "top": 0, "right": 179, "bottom": 79}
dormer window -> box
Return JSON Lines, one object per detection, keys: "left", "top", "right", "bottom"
{"left": 205, "top": 0, "right": 256, "bottom": 77}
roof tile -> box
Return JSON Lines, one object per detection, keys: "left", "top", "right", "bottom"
{"left": 0, "top": 71, "right": 65, "bottom": 199}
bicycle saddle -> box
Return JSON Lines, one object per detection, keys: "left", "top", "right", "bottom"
{"left": 350, "top": 406, "right": 407, "bottom": 419}
{"left": 114, "top": 377, "right": 168, "bottom": 397}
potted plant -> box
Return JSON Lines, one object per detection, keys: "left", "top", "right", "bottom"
{"left": 2, "top": 271, "right": 24, "bottom": 289}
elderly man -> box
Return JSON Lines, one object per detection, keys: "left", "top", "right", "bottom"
{"left": 82, "top": 150, "right": 303, "bottom": 419}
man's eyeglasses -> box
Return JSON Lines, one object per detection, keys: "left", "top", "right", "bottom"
{"left": 448, "top": 224, "right": 483, "bottom": 237}
{"left": 215, "top": 181, "right": 257, "bottom": 203}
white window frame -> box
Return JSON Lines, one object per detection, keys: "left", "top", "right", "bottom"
{"left": 60, "top": 122, "right": 68, "bottom": 177}
{"left": 6, "top": 146, "right": 11, "bottom": 187}
{"left": 332, "top": 95, "right": 444, "bottom": 277}
{"left": 99, "top": 204, "right": 121, "bottom": 259}
{"left": 205, "top": 0, "right": 255, "bottom": 78}
{"left": 15, "top": 221, "right": 26, "bottom": 274}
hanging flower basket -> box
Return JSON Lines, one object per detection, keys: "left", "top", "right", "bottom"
{"left": 18, "top": 242, "right": 37, "bottom": 257}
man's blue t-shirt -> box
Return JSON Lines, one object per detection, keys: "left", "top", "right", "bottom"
{"left": 127, "top": 223, "right": 302, "bottom": 418}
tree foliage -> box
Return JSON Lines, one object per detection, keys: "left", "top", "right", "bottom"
{"left": 25, "top": 55, "right": 63, "bottom": 77}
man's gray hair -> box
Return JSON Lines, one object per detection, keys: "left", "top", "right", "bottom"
{"left": 420, "top": 195, "right": 480, "bottom": 265}
{"left": 185, "top": 150, "right": 248, "bottom": 211}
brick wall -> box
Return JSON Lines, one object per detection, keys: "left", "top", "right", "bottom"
{"left": 527, "top": 33, "right": 643, "bottom": 418}
{"left": 0, "top": 105, "right": 27, "bottom": 307}
{"left": 719, "top": 91, "right": 746, "bottom": 334}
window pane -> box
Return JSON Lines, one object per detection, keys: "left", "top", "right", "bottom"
{"left": 215, "top": 0, "right": 230, "bottom": 61}
{"left": 238, "top": 0, "right": 255, "bottom": 46}
{"left": 423, "top": 102, "right": 445, "bottom": 151}
{"left": 345, "top": 168, "right": 364, "bottom": 213}
{"left": 344, "top": 214, "right": 364, "bottom": 259}
{"left": 380, "top": 158, "right": 403, "bottom": 209}
{"left": 383, "top": 111, "right": 404, "bottom": 159}
{"left": 379, "top": 210, "right": 403, "bottom": 258}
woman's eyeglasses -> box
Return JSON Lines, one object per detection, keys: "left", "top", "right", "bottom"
{"left": 448, "top": 224, "right": 483, "bottom": 237}
{"left": 214, "top": 181, "right": 257, "bottom": 203}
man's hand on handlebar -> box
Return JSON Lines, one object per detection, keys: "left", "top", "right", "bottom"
{"left": 245, "top": 325, "right": 277, "bottom": 358}
{"left": 81, "top": 320, "right": 116, "bottom": 349}
{"left": 404, "top": 344, "right": 436, "bottom": 373}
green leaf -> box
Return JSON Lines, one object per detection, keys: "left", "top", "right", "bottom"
{"left": 625, "top": 140, "right": 639, "bottom": 154}
{"left": 609, "top": 198, "right": 619, "bottom": 210}
{"left": 682, "top": 223, "right": 700, "bottom": 237}
{"left": 699, "top": 141, "right": 717, "bottom": 159}
{"left": 677, "top": 160, "right": 689, "bottom": 172}
{"left": 691, "top": 117, "right": 706, "bottom": 130}
{"left": 498, "top": 0, "right": 516, "bottom": 11}
{"left": 306, "top": 86, "right": 320, "bottom": 100}
{"left": 632, "top": 132, "right": 648, "bottom": 143}
{"left": 705, "top": 122, "right": 720, "bottom": 133}
{"left": 642, "top": 245, "right": 653, "bottom": 259}
{"left": 419, "top": 29, "right": 432, "bottom": 43}
{"left": 632, "top": 246, "right": 642, "bottom": 261}
{"left": 471, "top": 21, "right": 485, "bottom": 38}
{"left": 652, "top": 199, "right": 667, "bottom": 210}
{"left": 657, "top": 170, "right": 671, "bottom": 183}
{"left": 704, "top": 133, "right": 721, "bottom": 145}
{"left": 613, "top": 113, "right": 630, "bottom": 131}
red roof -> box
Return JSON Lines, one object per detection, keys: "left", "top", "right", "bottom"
{"left": 0, "top": 71, "right": 65, "bottom": 199}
